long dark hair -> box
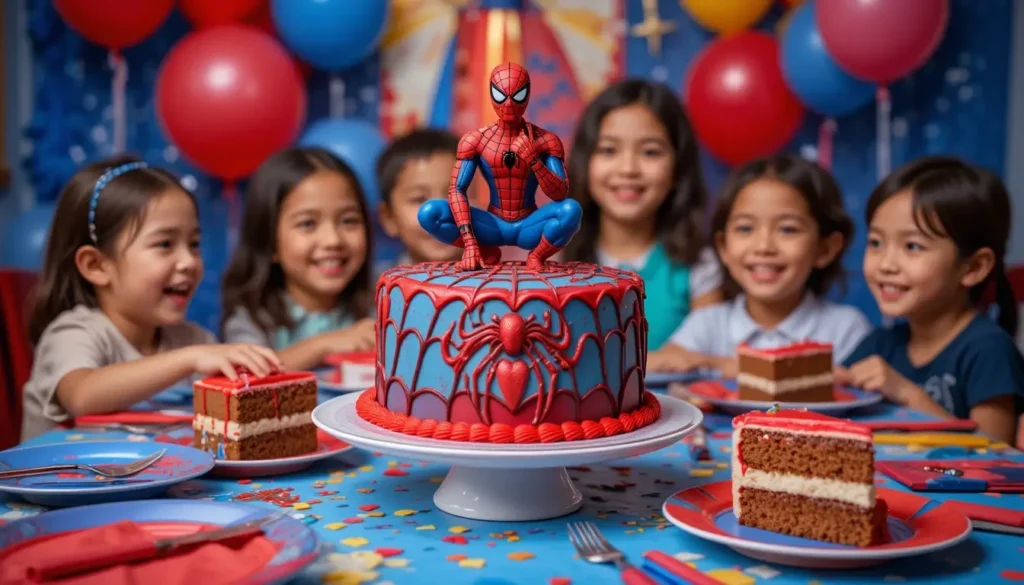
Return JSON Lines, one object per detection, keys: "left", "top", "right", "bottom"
{"left": 866, "top": 156, "right": 1017, "bottom": 335}
{"left": 221, "top": 147, "right": 374, "bottom": 338}
{"left": 712, "top": 154, "right": 854, "bottom": 300}
{"left": 563, "top": 79, "right": 707, "bottom": 265}
{"left": 29, "top": 155, "right": 190, "bottom": 344}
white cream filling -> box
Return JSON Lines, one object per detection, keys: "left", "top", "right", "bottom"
{"left": 341, "top": 362, "right": 375, "bottom": 386}
{"left": 736, "top": 372, "right": 833, "bottom": 394}
{"left": 731, "top": 432, "right": 875, "bottom": 517}
{"left": 193, "top": 412, "right": 312, "bottom": 441}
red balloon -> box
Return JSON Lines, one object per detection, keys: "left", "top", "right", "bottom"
{"left": 156, "top": 25, "right": 307, "bottom": 181}
{"left": 684, "top": 32, "right": 804, "bottom": 166}
{"left": 180, "top": 0, "right": 264, "bottom": 28}
{"left": 53, "top": 0, "right": 175, "bottom": 50}
{"left": 817, "top": 0, "right": 949, "bottom": 84}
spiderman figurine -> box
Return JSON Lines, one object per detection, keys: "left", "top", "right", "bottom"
{"left": 418, "top": 62, "right": 582, "bottom": 271}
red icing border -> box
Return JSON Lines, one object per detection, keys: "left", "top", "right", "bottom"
{"left": 737, "top": 341, "right": 832, "bottom": 359}
{"left": 356, "top": 389, "right": 661, "bottom": 443}
{"left": 733, "top": 409, "right": 871, "bottom": 440}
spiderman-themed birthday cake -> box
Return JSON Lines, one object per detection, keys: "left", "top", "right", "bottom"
{"left": 355, "top": 62, "right": 660, "bottom": 443}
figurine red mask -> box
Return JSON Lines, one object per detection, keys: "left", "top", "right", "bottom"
{"left": 490, "top": 62, "right": 530, "bottom": 124}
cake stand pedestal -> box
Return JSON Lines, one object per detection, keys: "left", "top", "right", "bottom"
{"left": 312, "top": 393, "right": 703, "bottom": 521}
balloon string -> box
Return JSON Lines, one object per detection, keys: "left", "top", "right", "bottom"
{"left": 876, "top": 86, "right": 892, "bottom": 181}
{"left": 329, "top": 75, "right": 346, "bottom": 118}
{"left": 109, "top": 51, "right": 128, "bottom": 154}
{"left": 224, "top": 181, "right": 241, "bottom": 252}
{"left": 817, "top": 118, "right": 837, "bottom": 171}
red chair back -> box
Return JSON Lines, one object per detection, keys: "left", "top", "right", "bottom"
{"left": 0, "top": 270, "right": 38, "bottom": 449}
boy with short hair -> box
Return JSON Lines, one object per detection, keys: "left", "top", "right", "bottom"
{"left": 377, "top": 128, "right": 462, "bottom": 266}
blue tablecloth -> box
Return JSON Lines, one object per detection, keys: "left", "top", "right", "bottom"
{"left": 2, "top": 391, "right": 1023, "bottom": 585}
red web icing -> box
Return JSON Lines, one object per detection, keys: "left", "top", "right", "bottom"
{"left": 373, "top": 261, "right": 649, "bottom": 430}
{"left": 357, "top": 389, "right": 661, "bottom": 443}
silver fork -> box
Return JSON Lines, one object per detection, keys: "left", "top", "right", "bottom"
{"left": 567, "top": 521, "right": 657, "bottom": 585}
{"left": 0, "top": 449, "right": 166, "bottom": 480}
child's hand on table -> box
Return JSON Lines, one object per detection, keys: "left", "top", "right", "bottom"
{"left": 189, "top": 344, "right": 282, "bottom": 379}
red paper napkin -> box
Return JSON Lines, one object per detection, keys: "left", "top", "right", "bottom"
{"left": 1, "top": 520, "right": 279, "bottom": 585}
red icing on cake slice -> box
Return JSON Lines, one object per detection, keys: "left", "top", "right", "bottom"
{"left": 732, "top": 409, "right": 871, "bottom": 441}
{"left": 737, "top": 341, "right": 832, "bottom": 360}
{"left": 195, "top": 371, "right": 316, "bottom": 394}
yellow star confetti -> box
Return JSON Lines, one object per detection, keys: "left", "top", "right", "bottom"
{"left": 323, "top": 570, "right": 378, "bottom": 585}
{"left": 394, "top": 509, "right": 416, "bottom": 517}
{"left": 507, "top": 535, "right": 521, "bottom": 542}
{"left": 357, "top": 488, "right": 374, "bottom": 494}
{"left": 358, "top": 466, "right": 374, "bottom": 472}
{"left": 448, "top": 526, "right": 471, "bottom": 534}
{"left": 387, "top": 461, "right": 398, "bottom": 467}
{"left": 325, "top": 523, "right": 347, "bottom": 530}
{"left": 383, "top": 559, "right": 410, "bottom": 568}
{"left": 689, "top": 469, "right": 715, "bottom": 478}
{"left": 327, "top": 477, "right": 343, "bottom": 484}
{"left": 366, "top": 511, "right": 386, "bottom": 517}
{"left": 346, "top": 472, "right": 358, "bottom": 478}
{"left": 507, "top": 552, "right": 534, "bottom": 561}
{"left": 716, "top": 463, "right": 729, "bottom": 469}
{"left": 340, "top": 537, "right": 369, "bottom": 548}
{"left": 251, "top": 483, "right": 262, "bottom": 489}
{"left": 415, "top": 525, "right": 436, "bottom": 531}
{"left": 349, "top": 551, "right": 383, "bottom": 569}
{"left": 706, "top": 569, "right": 755, "bottom": 585}
{"left": 458, "top": 558, "right": 486, "bottom": 569}
{"left": 292, "top": 502, "right": 311, "bottom": 511}
{"left": 429, "top": 477, "right": 445, "bottom": 484}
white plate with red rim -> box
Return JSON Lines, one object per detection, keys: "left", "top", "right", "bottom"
{"left": 674, "top": 378, "right": 883, "bottom": 415}
{"left": 662, "top": 480, "right": 972, "bottom": 569}
{"left": 155, "top": 428, "right": 353, "bottom": 478}
{"left": 318, "top": 351, "right": 375, "bottom": 393}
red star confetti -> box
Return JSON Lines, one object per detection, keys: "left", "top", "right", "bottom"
{"left": 237, "top": 479, "right": 252, "bottom": 485}
{"left": 1001, "top": 570, "right": 1024, "bottom": 581}
{"left": 550, "top": 579, "right": 571, "bottom": 585}
{"left": 442, "top": 536, "right": 468, "bottom": 545}
{"left": 359, "top": 504, "right": 380, "bottom": 512}
{"left": 375, "top": 548, "right": 404, "bottom": 558}
{"left": 383, "top": 469, "right": 409, "bottom": 477}
{"left": 344, "top": 517, "right": 365, "bottom": 524}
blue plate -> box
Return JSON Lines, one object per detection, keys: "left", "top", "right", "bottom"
{"left": 0, "top": 500, "right": 320, "bottom": 584}
{"left": 0, "top": 441, "right": 214, "bottom": 507}
{"left": 677, "top": 378, "right": 883, "bottom": 415}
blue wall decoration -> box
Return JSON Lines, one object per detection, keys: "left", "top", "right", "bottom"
{"left": 17, "top": 0, "right": 1014, "bottom": 330}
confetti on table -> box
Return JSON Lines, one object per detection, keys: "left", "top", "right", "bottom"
{"left": 416, "top": 524, "right": 436, "bottom": 531}
{"left": 746, "top": 565, "right": 780, "bottom": 579}
{"left": 349, "top": 551, "right": 383, "bottom": 569}
{"left": 442, "top": 535, "right": 469, "bottom": 545}
{"left": 449, "top": 526, "right": 471, "bottom": 534}
{"left": 366, "top": 512, "right": 386, "bottom": 518}
{"left": 447, "top": 554, "right": 467, "bottom": 561}
{"left": 383, "top": 469, "right": 409, "bottom": 477}
{"left": 237, "top": 479, "right": 252, "bottom": 485}
{"left": 327, "top": 477, "right": 343, "bottom": 484}
{"left": 344, "top": 517, "right": 364, "bottom": 524}
{"left": 341, "top": 537, "right": 369, "bottom": 548}
{"left": 458, "top": 558, "right": 486, "bottom": 569}
{"left": 358, "top": 504, "right": 380, "bottom": 512}
{"left": 507, "top": 552, "right": 535, "bottom": 561}
{"left": 507, "top": 535, "right": 521, "bottom": 542}
{"left": 358, "top": 466, "right": 374, "bottom": 472}
{"left": 394, "top": 509, "right": 416, "bottom": 517}
{"left": 387, "top": 460, "right": 398, "bottom": 467}
{"left": 322, "top": 570, "right": 378, "bottom": 584}
{"left": 716, "top": 463, "right": 729, "bottom": 469}
{"left": 375, "top": 547, "right": 404, "bottom": 558}
{"left": 688, "top": 469, "right": 715, "bottom": 478}
{"left": 356, "top": 488, "right": 374, "bottom": 494}
{"left": 1000, "top": 570, "right": 1024, "bottom": 580}
{"left": 550, "top": 578, "right": 572, "bottom": 585}
{"left": 706, "top": 569, "right": 755, "bottom": 585}
{"left": 326, "top": 523, "right": 348, "bottom": 531}
{"left": 429, "top": 477, "right": 445, "bottom": 483}
{"left": 383, "top": 559, "right": 409, "bottom": 568}
{"left": 292, "top": 502, "right": 311, "bottom": 511}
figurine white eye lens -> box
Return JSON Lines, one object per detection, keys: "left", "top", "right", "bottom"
{"left": 491, "top": 85, "right": 507, "bottom": 104}
{"left": 512, "top": 86, "right": 528, "bottom": 103}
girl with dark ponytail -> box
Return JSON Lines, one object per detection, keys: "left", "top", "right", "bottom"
{"left": 840, "top": 157, "right": 1024, "bottom": 443}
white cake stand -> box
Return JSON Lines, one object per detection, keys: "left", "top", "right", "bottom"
{"left": 312, "top": 393, "right": 703, "bottom": 521}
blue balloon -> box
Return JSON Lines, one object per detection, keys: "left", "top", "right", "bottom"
{"left": 780, "top": 2, "right": 875, "bottom": 118}
{"left": 299, "top": 118, "right": 387, "bottom": 209}
{"left": 0, "top": 204, "right": 56, "bottom": 271}
{"left": 271, "top": 0, "right": 389, "bottom": 71}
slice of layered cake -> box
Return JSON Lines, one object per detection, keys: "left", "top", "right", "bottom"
{"left": 192, "top": 371, "right": 319, "bottom": 460}
{"left": 736, "top": 342, "right": 834, "bottom": 402}
{"left": 732, "top": 409, "right": 888, "bottom": 546}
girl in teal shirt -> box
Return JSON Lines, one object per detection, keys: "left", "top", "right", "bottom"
{"left": 563, "top": 80, "right": 722, "bottom": 350}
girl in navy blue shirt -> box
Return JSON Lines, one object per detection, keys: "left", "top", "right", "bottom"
{"left": 841, "top": 157, "right": 1024, "bottom": 443}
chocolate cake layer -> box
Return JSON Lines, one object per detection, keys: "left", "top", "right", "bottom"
{"left": 193, "top": 380, "right": 317, "bottom": 422}
{"left": 738, "top": 352, "right": 832, "bottom": 380}
{"left": 738, "top": 428, "right": 874, "bottom": 483}
{"left": 193, "top": 424, "right": 318, "bottom": 460}
{"left": 738, "top": 487, "right": 886, "bottom": 547}
{"left": 738, "top": 384, "right": 834, "bottom": 403}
